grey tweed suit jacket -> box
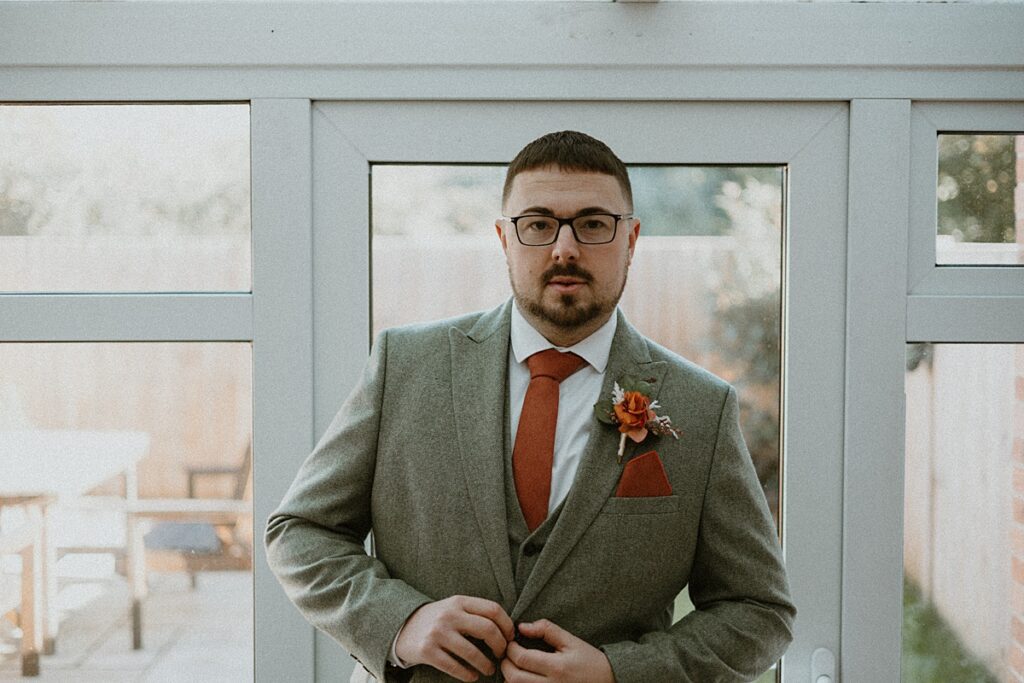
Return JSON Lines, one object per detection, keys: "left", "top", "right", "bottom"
{"left": 265, "top": 300, "right": 795, "bottom": 683}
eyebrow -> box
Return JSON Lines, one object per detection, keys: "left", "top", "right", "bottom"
{"left": 518, "top": 205, "right": 617, "bottom": 216}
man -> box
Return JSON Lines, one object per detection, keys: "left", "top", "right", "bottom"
{"left": 265, "top": 131, "right": 795, "bottom": 682}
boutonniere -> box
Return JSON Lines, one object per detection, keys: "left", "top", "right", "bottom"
{"left": 594, "top": 375, "right": 682, "bottom": 463}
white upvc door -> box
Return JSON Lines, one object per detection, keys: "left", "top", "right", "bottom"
{"left": 307, "top": 100, "right": 849, "bottom": 683}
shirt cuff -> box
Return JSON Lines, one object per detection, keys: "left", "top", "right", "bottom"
{"left": 388, "top": 621, "right": 411, "bottom": 669}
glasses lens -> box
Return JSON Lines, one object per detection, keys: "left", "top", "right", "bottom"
{"left": 517, "top": 215, "right": 560, "bottom": 245}
{"left": 572, "top": 214, "right": 617, "bottom": 244}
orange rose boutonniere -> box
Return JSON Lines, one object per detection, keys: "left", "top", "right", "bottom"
{"left": 594, "top": 375, "right": 682, "bottom": 463}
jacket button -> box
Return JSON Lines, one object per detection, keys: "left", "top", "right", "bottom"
{"left": 523, "top": 541, "right": 542, "bottom": 557}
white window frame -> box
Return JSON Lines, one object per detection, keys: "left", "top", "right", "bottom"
{"left": 1, "top": 3, "right": 1022, "bottom": 681}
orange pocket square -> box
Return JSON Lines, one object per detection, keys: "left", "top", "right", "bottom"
{"left": 615, "top": 450, "right": 673, "bottom": 498}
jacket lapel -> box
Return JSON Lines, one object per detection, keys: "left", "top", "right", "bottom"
{"left": 449, "top": 300, "right": 518, "bottom": 607}
{"left": 511, "top": 311, "right": 668, "bottom": 619}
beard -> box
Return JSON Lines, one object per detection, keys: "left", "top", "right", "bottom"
{"left": 510, "top": 260, "right": 629, "bottom": 333}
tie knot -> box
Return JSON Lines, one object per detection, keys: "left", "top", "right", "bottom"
{"left": 526, "top": 349, "right": 586, "bottom": 383}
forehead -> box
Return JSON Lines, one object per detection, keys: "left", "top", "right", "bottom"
{"left": 505, "top": 166, "right": 627, "bottom": 213}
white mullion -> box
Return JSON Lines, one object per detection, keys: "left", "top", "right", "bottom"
{"left": 907, "top": 295, "right": 1024, "bottom": 343}
{"left": 841, "top": 99, "right": 912, "bottom": 682}
{"left": 907, "top": 105, "right": 940, "bottom": 294}
{"left": 779, "top": 107, "right": 849, "bottom": 683}
{"left": 0, "top": 294, "right": 251, "bottom": 342}
{"left": 250, "top": 98, "right": 316, "bottom": 683}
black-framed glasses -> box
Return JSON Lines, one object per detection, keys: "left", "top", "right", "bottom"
{"left": 504, "top": 213, "right": 630, "bottom": 246}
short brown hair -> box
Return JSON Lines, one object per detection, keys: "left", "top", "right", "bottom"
{"left": 502, "top": 131, "right": 632, "bottom": 209}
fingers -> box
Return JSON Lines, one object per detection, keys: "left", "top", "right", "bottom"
{"left": 395, "top": 595, "right": 514, "bottom": 679}
{"left": 517, "top": 619, "right": 574, "bottom": 650}
{"left": 510, "top": 621, "right": 616, "bottom": 683}
{"left": 505, "top": 640, "right": 557, "bottom": 674}
{"left": 431, "top": 649, "right": 483, "bottom": 683}
{"left": 438, "top": 628, "right": 496, "bottom": 679}
{"left": 460, "top": 613, "right": 511, "bottom": 660}
{"left": 460, "top": 596, "right": 516, "bottom": 642}
{"left": 500, "top": 653, "right": 548, "bottom": 683}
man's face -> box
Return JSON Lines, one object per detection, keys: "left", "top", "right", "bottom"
{"left": 496, "top": 165, "right": 640, "bottom": 345}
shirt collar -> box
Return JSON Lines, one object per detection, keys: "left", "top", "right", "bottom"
{"left": 510, "top": 299, "right": 617, "bottom": 373}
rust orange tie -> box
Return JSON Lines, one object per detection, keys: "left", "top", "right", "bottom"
{"left": 513, "top": 349, "right": 586, "bottom": 532}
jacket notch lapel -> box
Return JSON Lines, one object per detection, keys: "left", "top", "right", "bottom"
{"left": 449, "top": 302, "right": 517, "bottom": 607}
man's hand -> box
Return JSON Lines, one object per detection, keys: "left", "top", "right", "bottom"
{"left": 501, "top": 620, "right": 615, "bottom": 683}
{"left": 395, "top": 595, "right": 515, "bottom": 682}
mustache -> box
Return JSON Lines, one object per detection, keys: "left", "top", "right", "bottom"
{"left": 542, "top": 264, "right": 593, "bottom": 283}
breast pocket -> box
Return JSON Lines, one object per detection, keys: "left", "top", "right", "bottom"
{"left": 600, "top": 494, "right": 681, "bottom": 515}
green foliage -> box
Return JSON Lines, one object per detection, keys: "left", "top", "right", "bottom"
{"left": 629, "top": 166, "right": 782, "bottom": 237}
{"left": 710, "top": 289, "right": 781, "bottom": 491}
{"left": 902, "top": 576, "right": 997, "bottom": 683}
{"left": 906, "top": 342, "right": 933, "bottom": 372}
{"left": 937, "top": 135, "right": 1016, "bottom": 244}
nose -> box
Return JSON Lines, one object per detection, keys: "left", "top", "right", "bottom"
{"left": 549, "top": 221, "right": 580, "bottom": 262}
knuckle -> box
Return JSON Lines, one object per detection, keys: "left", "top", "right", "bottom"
{"left": 426, "top": 624, "right": 446, "bottom": 643}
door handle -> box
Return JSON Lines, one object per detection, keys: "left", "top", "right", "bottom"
{"left": 812, "top": 647, "right": 837, "bottom": 682}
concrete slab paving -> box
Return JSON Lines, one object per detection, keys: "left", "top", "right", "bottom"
{"left": 0, "top": 571, "right": 252, "bottom": 682}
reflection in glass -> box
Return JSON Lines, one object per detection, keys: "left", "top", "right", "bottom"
{"left": 0, "top": 343, "right": 252, "bottom": 679}
{"left": 937, "top": 134, "right": 1022, "bottom": 266}
{"left": 0, "top": 104, "right": 251, "bottom": 292}
{"left": 371, "top": 165, "right": 783, "bottom": 682}
{"left": 904, "top": 343, "right": 1021, "bottom": 682}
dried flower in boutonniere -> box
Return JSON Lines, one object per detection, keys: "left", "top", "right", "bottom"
{"left": 594, "top": 375, "right": 682, "bottom": 463}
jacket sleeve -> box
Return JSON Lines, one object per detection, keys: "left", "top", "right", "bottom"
{"left": 600, "top": 386, "right": 796, "bottom": 682}
{"left": 264, "top": 330, "right": 432, "bottom": 681}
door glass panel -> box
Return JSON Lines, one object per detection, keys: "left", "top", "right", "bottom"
{"left": 904, "top": 343, "right": 1020, "bottom": 682}
{"left": 371, "top": 164, "right": 783, "bottom": 681}
{"left": 0, "top": 342, "right": 253, "bottom": 679}
{"left": 936, "top": 133, "right": 1022, "bottom": 266}
{"left": 0, "top": 104, "right": 251, "bottom": 292}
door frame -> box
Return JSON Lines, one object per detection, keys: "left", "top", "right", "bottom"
{"left": 312, "top": 99, "right": 850, "bottom": 682}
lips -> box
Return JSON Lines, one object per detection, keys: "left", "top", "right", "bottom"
{"left": 541, "top": 265, "right": 592, "bottom": 296}
{"left": 547, "top": 277, "right": 587, "bottom": 293}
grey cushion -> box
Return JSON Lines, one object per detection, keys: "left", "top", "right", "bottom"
{"left": 144, "top": 522, "right": 222, "bottom": 555}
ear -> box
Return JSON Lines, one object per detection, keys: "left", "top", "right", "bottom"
{"left": 496, "top": 218, "right": 511, "bottom": 255}
{"left": 626, "top": 218, "right": 640, "bottom": 264}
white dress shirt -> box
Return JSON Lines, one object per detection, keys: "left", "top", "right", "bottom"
{"left": 388, "top": 302, "right": 617, "bottom": 669}
{"left": 508, "top": 301, "right": 616, "bottom": 514}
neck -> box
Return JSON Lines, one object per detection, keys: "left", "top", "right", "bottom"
{"left": 522, "top": 309, "right": 614, "bottom": 348}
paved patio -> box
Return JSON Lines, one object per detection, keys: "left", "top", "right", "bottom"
{"left": 0, "top": 570, "right": 252, "bottom": 682}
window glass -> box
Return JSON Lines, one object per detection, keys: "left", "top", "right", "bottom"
{"left": 904, "top": 343, "right": 1020, "bottom": 682}
{"left": 0, "top": 104, "right": 251, "bottom": 292}
{"left": 0, "top": 342, "right": 252, "bottom": 679}
{"left": 937, "top": 134, "right": 1022, "bottom": 266}
{"left": 371, "top": 164, "right": 783, "bottom": 683}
